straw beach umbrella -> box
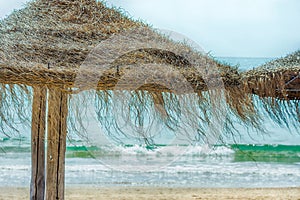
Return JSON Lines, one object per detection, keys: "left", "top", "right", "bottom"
{"left": 242, "top": 51, "right": 300, "bottom": 127}
{"left": 243, "top": 51, "right": 300, "bottom": 100}
{"left": 0, "top": 0, "right": 299, "bottom": 199}
{"left": 0, "top": 1, "right": 240, "bottom": 199}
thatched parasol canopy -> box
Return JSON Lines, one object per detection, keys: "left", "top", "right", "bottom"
{"left": 241, "top": 51, "right": 300, "bottom": 129}
{"left": 243, "top": 50, "right": 300, "bottom": 100}
{"left": 0, "top": 0, "right": 238, "bottom": 90}
{"left": 0, "top": 0, "right": 252, "bottom": 141}
{"left": 0, "top": 0, "right": 298, "bottom": 144}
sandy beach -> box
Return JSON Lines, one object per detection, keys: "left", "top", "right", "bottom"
{"left": 0, "top": 187, "right": 299, "bottom": 200}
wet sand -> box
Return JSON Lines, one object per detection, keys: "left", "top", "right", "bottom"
{"left": 0, "top": 187, "right": 299, "bottom": 200}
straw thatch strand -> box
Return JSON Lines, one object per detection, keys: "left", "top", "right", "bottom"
{"left": 0, "top": 84, "right": 32, "bottom": 137}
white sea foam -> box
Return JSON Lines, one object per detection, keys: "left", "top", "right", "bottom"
{"left": 93, "top": 145, "right": 234, "bottom": 158}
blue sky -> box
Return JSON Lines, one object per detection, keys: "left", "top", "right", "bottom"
{"left": 1, "top": 0, "right": 300, "bottom": 57}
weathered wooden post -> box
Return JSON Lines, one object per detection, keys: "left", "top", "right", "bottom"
{"left": 30, "top": 86, "right": 47, "bottom": 200}
{"left": 46, "top": 87, "right": 68, "bottom": 200}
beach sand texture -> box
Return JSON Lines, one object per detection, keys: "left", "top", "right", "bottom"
{"left": 0, "top": 187, "right": 299, "bottom": 200}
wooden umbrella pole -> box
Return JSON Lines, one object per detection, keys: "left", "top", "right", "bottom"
{"left": 30, "top": 86, "right": 47, "bottom": 200}
{"left": 46, "top": 87, "right": 68, "bottom": 200}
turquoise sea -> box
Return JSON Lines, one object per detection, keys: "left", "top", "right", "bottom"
{"left": 1, "top": 57, "right": 300, "bottom": 188}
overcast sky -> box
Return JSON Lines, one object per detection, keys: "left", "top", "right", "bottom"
{"left": 1, "top": 0, "right": 300, "bottom": 57}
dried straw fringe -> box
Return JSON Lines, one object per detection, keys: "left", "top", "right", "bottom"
{"left": 0, "top": 84, "right": 32, "bottom": 137}
{"left": 0, "top": 78, "right": 299, "bottom": 145}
